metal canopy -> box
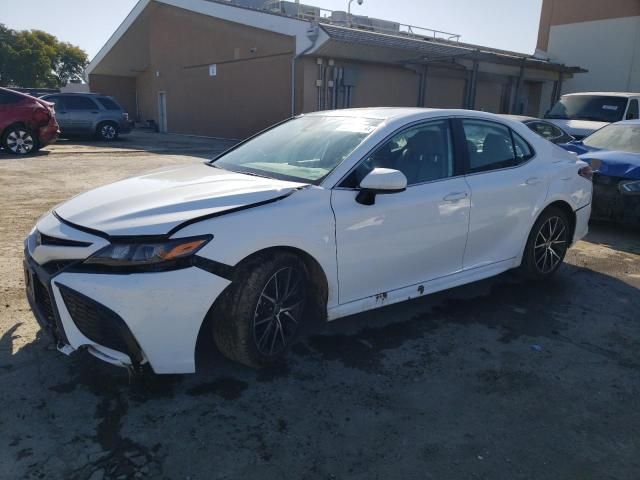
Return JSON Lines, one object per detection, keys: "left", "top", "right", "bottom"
{"left": 315, "top": 24, "right": 586, "bottom": 74}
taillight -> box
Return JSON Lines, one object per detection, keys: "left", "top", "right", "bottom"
{"left": 33, "top": 107, "right": 50, "bottom": 126}
{"left": 578, "top": 165, "right": 593, "bottom": 181}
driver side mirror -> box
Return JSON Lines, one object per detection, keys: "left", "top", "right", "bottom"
{"left": 356, "top": 168, "right": 407, "bottom": 205}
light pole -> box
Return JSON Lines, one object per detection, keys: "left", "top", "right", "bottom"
{"left": 347, "top": 0, "right": 363, "bottom": 20}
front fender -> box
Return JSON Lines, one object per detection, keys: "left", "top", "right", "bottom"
{"left": 175, "top": 187, "right": 339, "bottom": 308}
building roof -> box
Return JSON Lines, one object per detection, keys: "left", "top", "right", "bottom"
{"left": 86, "top": 0, "right": 586, "bottom": 77}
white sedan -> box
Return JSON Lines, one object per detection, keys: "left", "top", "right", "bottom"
{"left": 24, "top": 108, "right": 593, "bottom": 373}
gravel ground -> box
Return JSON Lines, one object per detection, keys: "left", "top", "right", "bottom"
{"left": 0, "top": 131, "right": 639, "bottom": 480}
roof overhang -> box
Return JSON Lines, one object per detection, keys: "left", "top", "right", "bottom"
{"left": 311, "top": 24, "right": 586, "bottom": 76}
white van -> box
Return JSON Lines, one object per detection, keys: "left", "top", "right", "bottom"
{"left": 545, "top": 92, "right": 640, "bottom": 139}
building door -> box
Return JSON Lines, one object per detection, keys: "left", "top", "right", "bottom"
{"left": 157, "top": 92, "right": 167, "bottom": 133}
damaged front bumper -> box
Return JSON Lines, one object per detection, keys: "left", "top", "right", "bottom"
{"left": 23, "top": 215, "right": 232, "bottom": 374}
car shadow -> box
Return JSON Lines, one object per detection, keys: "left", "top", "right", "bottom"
{"left": 2, "top": 262, "right": 638, "bottom": 478}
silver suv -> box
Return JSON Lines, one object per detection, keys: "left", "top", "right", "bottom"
{"left": 40, "top": 93, "right": 131, "bottom": 141}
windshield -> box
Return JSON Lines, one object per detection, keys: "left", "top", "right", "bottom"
{"left": 212, "top": 115, "right": 382, "bottom": 184}
{"left": 583, "top": 123, "right": 640, "bottom": 153}
{"left": 546, "top": 95, "right": 627, "bottom": 123}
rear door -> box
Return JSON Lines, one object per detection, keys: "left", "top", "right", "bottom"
{"left": 460, "top": 118, "right": 549, "bottom": 269}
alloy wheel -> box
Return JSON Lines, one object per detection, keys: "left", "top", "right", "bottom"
{"left": 6, "top": 129, "right": 35, "bottom": 154}
{"left": 100, "top": 124, "right": 117, "bottom": 140}
{"left": 252, "top": 266, "right": 306, "bottom": 356}
{"left": 534, "top": 216, "right": 567, "bottom": 274}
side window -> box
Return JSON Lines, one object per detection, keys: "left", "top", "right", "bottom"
{"left": 463, "top": 120, "right": 533, "bottom": 173}
{"left": 46, "top": 96, "right": 65, "bottom": 110}
{"left": 0, "top": 90, "right": 23, "bottom": 105}
{"left": 528, "top": 121, "right": 556, "bottom": 140}
{"left": 64, "top": 96, "right": 98, "bottom": 110}
{"left": 626, "top": 99, "right": 639, "bottom": 120}
{"left": 343, "top": 119, "right": 455, "bottom": 187}
{"left": 96, "top": 97, "right": 121, "bottom": 110}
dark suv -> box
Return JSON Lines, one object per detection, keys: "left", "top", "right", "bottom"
{"left": 0, "top": 87, "right": 59, "bottom": 155}
{"left": 40, "top": 93, "right": 131, "bottom": 141}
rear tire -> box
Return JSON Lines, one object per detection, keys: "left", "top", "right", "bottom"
{"left": 2, "top": 126, "right": 38, "bottom": 155}
{"left": 212, "top": 252, "right": 309, "bottom": 368}
{"left": 96, "top": 122, "right": 119, "bottom": 141}
{"left": 521, "top": 207, "right": 570, "bottom": 280}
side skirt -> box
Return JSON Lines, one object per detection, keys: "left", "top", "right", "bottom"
{"left": 327, "top": 257, "right": 518, "bottom": 321}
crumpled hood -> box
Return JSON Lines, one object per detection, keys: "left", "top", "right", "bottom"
{"left": 547, "top": 119, "right": 609, "bottom": 138}
{"left": 579, "top": 150, "right": 640, "bottom": 180}
{"left": 54, "top": 163, "right": 307, "bottom": 236}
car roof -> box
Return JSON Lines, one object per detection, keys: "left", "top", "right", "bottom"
{"left": 304, "top": 107, "right": 523, "bottom": 123}
{"left": 562, "top": 92, "right": 640, "bottom": 98}
{"left": 497, "top": 114, "right": 538, "bottom": 122}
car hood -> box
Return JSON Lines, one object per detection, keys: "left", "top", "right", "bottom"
{"left": 54, "top": 163, "right": 308, "bottom": 237}
{"left": 547, "top": 119, "right": 609, "bottom": 138}
{"left": 579, "top": 150, "right": 640, "bottom": 180}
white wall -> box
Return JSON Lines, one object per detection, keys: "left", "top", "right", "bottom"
{"left": 547, "top": 16, "right": 640, "bottom": 93}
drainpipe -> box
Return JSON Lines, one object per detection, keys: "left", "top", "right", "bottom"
{"left": 291, "top": 24, "right": 320, "bottom": 117}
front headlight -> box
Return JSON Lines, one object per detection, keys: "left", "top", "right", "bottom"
{"left": 83, "top": 235, "right": 212, "bottom": 270}
{"left": 619, "top": 180, "right": 640, "bottom": 195}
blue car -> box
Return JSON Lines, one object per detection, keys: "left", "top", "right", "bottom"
{"left": 560, "top": 120, "right": 640, "bottom": 224}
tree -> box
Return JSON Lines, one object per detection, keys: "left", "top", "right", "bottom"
{"left": 0, "top": 24, "right": 88, "bottom": 88}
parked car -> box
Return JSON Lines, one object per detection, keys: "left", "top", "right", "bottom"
{"left": 39, "top": 93, "right": 131, "bottom": 141}
{"left": 560, "top": 120, "right": 639, "bottom": 224}
{"left": 0, "top": 87, "right": 59, "bottom": 155}
{"left": 24, "top": 109, "right": 593, "bottom": 374}
{"left": 545, "top": 92, "right": 640, "bottom": 140}
{"left": 499, "top": 114, "right": 574, "bottom": 144}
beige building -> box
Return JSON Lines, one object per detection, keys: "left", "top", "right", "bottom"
{"left": 537, "top": 0, "right": 640, "bottom": 94}
{"left": 87, "top": 0, "right": 584, "bottom": 139}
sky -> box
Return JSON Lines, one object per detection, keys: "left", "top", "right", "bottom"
{"left": 0, "top": 0, "right": 544, "bottom": 60}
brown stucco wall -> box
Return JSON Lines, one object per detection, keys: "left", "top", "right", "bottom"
{"left": 424, "top": 68, "right": 467, "bottom": 108}
{"left": 88, "top": 74, "right": 137, "bottom": 117}
{"left": 140, "top": 2, "right": 296, "bottom": 138}
{"left": 537, "top": 0, "right": 640, "bottom": 50}
{"left": 345, "top": 62, "right": 419, "bottom": 108}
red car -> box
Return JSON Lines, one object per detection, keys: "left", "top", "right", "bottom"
{"left": 0, "top": 87, "right": 60, "bottom": 155}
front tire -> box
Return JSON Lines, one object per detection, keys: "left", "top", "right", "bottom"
{"left": 521, "top": 207, "right": 570, "bottom": 280}
{"left": 2, "top": 126, "right": 37, "bottom": 155}
{"left": 212, "top": 252, "right": 309, "bottom": 368}
{"left": 96, "top": 122, "right": 119, "bottom": 141}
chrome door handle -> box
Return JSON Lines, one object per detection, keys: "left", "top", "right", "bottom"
{"left": 525, "top": 177, "right": 541, "bottom": 186}
{"left": 443, "top": 192, "right": 468, "bottom": 202}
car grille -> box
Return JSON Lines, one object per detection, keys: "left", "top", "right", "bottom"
{"left": 39, "top": 232, "right": 91, "bottom": 247}
{"left": 34, "top": 277, "right": 55, "bottom": 326}
{"left": 58, "top": 284, "right": 141, "bottom": 362}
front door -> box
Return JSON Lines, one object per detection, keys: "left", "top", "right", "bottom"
{"left": 331, "top": 119, "right": 471, "bottom": 305}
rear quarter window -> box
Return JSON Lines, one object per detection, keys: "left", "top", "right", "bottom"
{"left": 96, "top": 97, "right": 122, "bottom": 110}
{"left": 0, "top": 90, "right": 25, "bottom": 105}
